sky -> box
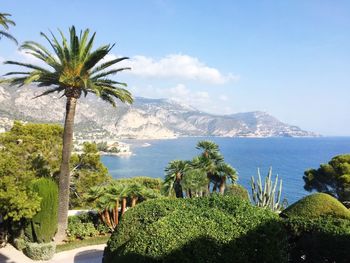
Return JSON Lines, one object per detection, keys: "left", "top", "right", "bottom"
{"left": 1, "top": 0, "right": 349, "bottom": 136}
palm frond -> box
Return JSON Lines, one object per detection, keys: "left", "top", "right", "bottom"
{"left": 0, "top": 30, "right": 18, "bottom": 44}
{"left": 91, "top": 57, "right": 129, "bottom": 75}
{"left": 33, "top": 87, "right": 65, "bottom": 99}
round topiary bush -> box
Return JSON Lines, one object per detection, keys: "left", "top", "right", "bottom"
{"left": 103, "top": 195, "right": 288, "bottom": 263}
{"left": 281, "top": 193, "right": 350, "bottom": 219}
{"left": 24, "top": 241, "right": 56, "bottom": 260}
{"left": 224, "top": 184, "right": 250, "bottom": 200}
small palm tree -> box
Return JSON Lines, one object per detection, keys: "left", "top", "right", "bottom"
{"left": 3, "top": 26, "right": 133, "bottom": 241}
{"left": 164, "top": 160, "right": 188, "bottom": 198}
{"left": 196, "top": 140, "right": 219, "bottom": 158}
{"left": 0, "top": 13, "right": 17, "bottom": 44}
{"left": 181, "top": 168, "right": 208, "bottom": 197}
{"left": 195, "top": 140, "right": 237, "bottom": 194}
{"left": 125, "top": 183, "right": 144, "bottom": 207}
{"left": 216, "top": 163, "right": 237, "bottom": 194}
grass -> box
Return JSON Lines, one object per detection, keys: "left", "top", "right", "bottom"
{"left": 56, "top": 235, "right": 110, "bottom": 253}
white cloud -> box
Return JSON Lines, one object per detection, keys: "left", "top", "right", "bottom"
{"left": 105, "top": 54, "right": 239, "bottom": 85}
{"left": 219, "top": 95, "right": 229, "bottom": 101}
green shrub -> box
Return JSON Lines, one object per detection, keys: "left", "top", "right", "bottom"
{"left": 67, "top": 213, "right": 100, "bottom": 241}
{"left": 26, "top": 178, "right": 58, "bottom": 243}
{"left": 224, "top": 183, "right": 250, "bottom": 200}
{"left": 24, "top": 241, "right": 56, "bottom": 260}
{"left": 281, "top": 193, "right": 350, "bottom": 219}
{"left": 103, "top": 195, "right": 288, "bottom": 263}
{"left": 284, "top": 216, "right": 350, "bottom": 263}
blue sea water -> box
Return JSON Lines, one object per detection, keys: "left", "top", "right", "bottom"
{"left": 101, "top": 137, "right": 350, "bottom": 204}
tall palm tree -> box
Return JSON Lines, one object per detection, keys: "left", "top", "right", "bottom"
{"left": 0, "top": 13, "right": 17, "bottom": 44}
{"left": 164, "top": 160, "right": 188, "bottom": 198}
{"left": 3, "top": 26, "right": 132, "bottom": 241}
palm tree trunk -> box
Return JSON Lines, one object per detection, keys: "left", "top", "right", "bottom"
{"left": 114, "top": 200, "right": 119, "bottom": 225}
{"left": 131, "top": 197, "right": 138, "bottom": 207}
{"left": 219, "top": 177, "right": 226, "bottom": 194}
{"left": 121, "top": 198, "right": 127, "bottom": 215}
{"left": 105, "top": 209, "right": 112, "bottom": 229}
{"left": 56, "top": 96, "right": 77, "bottom": 242}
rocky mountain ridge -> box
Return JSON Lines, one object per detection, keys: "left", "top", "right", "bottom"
{"left": 0, "top": 85, "right": 317, "bottom": 139}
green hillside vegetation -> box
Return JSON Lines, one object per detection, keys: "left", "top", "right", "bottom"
{"left": 281, "top": 192, "right": 350, "bottom": 219}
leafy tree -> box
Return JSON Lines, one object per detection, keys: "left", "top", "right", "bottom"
{"left": 0, "top": 152, "right": 41, "bottom": 222}
{"left": 4, "top": 26, "right": 132, "bottom": 241}
{"left": 0, "top": 121, "right": 63, "bottom": 178}
{"left": 303, "top": 154, "right": 350, "bottom": 206}
{"left": 0, "top": 13, "right": 17, "bottom": 44}
{"left": 70, "top": 142, "right": 111, "bottom": 208}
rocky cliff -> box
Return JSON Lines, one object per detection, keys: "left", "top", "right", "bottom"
{"left": 0, "top": 85, "right": 317, "bottom": 139}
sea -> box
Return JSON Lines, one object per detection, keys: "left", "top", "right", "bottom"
{"left": 101, "top": 137, "right": 350, "bottom": 205}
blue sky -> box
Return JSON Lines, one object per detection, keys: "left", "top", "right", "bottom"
{"left": 1, "top": 0, "right": 349, "bottom": 135}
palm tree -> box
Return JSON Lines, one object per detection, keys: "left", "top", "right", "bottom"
{"left": 3, "top": 27, "right": 132, "bottom": 241}
{"left": 0, "top": 13, "right": 17, "bottom": 44}
{"left": 196, "top": 140, "right": 219, "bottom": 159}
{"left": 195, "top": 141, "right": 224, "bottom": 191}
{"left": 125, "top": 183, "right": 144, "bottom": 207}
{"left": 164, "top": 160, "right": 188, "bottom": 198}
{"left": 195, "top": 140, "right": 238, "bottom": 194}
{"left": 181, "top": 168, "right": 208, "bottom": 197}
{"left": 216, "top": 163, "right": 237, "bottom": 194}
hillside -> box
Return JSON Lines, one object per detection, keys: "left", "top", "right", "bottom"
{"left": 0, "top": 85, "right": 317, "bottom": 139}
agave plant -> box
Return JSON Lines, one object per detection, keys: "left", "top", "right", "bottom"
{"left": 250, "top": 167, "right": 283, "bottom": 212}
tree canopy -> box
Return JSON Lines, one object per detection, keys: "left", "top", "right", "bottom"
{"left": 303, "top": 154, "right": 350, "bottom": 206}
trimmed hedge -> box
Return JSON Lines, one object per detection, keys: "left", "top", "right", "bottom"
{"left": 285, "top": 216, "right": 350, "bottom": 263}
{"left": 103, "top": 195, "right": 288, "bottom": 263}
{"left": 281, "top": 193, "right": 350, "bottom": 219}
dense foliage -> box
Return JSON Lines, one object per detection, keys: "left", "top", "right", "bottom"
{"left": 303, "top": 154, "right": 350, "bottom": 206}
{"left": 26, "top": 178, "right": 58, "bottom": 243}
{"left": 103, "top": 195, "right": 288, "bottom": 263}
{"left": 281, "top": 193, "right": 350, "bottom": 219}
{"left": 0, "top": 122, "right": 62, "bottom": 225}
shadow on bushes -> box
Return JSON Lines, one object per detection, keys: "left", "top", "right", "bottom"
{"left": 286, "top": 218, "right": 350, "bottom": 263}
{"left": 103, "top": 219, "right": 288, "bottom": 263}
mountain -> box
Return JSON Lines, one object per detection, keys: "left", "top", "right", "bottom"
{"left": 0, "top": 85, "right": 317, "bottom": 139}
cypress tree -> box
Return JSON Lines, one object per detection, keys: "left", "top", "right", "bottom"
{"left": 28, "top": 178, "right": 58, "bottom": 243}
